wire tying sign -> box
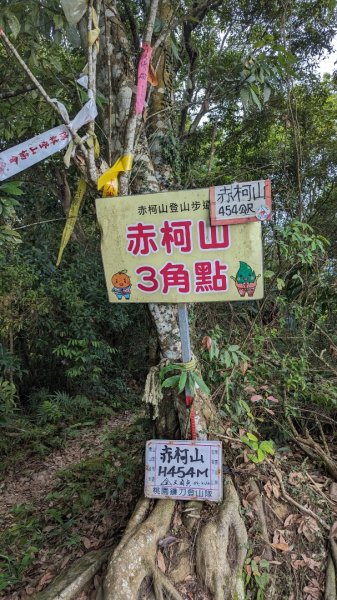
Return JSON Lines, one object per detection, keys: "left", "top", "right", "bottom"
{"left": 96, "top": 188, "right": 264, "bottom": 303}
{"left": 210, "top": 179, "right": 272, "bottom": 226}
{"left": 144, "top": 440, "right": 223, "bottom": 502}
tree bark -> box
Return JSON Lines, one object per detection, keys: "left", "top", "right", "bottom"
{"left": 96, "top": 2, "right": 248, "bottom": 598}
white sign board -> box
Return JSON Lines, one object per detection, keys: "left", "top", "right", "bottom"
{"left": 210, "top": 179, "right": 271, "bottom": 226}
{"left": 144, "top": 440, "right": 222, "bottom": 502}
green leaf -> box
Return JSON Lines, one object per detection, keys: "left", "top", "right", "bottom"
{"left": 6, "top": 12, "right": 21, "bottom": 38}
{"left": 224, "top": 350, "right": 232, "bottom": 368}
{"left": 161, "top": 375, "right": 180, "bottom": 389}
{"left": 191, "top": 373, "right": 210, "bottom": 395}
{"left": 178, "top": 371, "right": 187, "bottom": 393}
{"left": 257, "top": 447, "right": 265, "bottom": 462}
{"left": 263, "top": 84, "right": 271, "bottom": 103}
{"left": 240, "top": 87, "right": 250, "bottom": 109}
{"left": 160, "top": 363, "right": 180, "bottom": 378}
{"left": 259, "top": 440, "right": 275, "bottom": 455}
{"left": 231, "top": 351, "right": 239, "bottom": 366}
{"left": 0, "top": 181, "right": 23, "bottom": 196}
{"left": 250, "top": 88, "right": 262, "bottom": 110}
{"left": 247, "top": 432, "right": 258, "bottom": 441}
{"left": 276, "top": 278, "right": 285, "bottom": 290}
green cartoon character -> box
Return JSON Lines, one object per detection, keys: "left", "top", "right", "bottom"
{"left": 231, "top": 262, "right": 261, "bottom": 297}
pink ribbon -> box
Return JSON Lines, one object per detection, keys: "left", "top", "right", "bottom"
{"left": 135, "top": 43, "right": 152, "bottom": 114}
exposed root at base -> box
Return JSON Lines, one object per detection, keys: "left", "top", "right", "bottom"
{"left": 103, "top": 499, "right": 177, "bottom": 600}
{"left": 196, "top": 478, "right": 247, "bottom": 600}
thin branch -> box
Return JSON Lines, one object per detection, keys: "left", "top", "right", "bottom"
{"left": 271, "top": 465, "right": 330, "bottom": 531}
{"left": 87, "top": 0, "right": 102, "bottom": 183}
{"left": 103, "top": 0, "right": 113, "bottom": 164}
{"left": 119, "top": 0, "right": 160, "bottom": 195}
{"left": 305, "top": 471, "right": 337, "bottom": 514}
{"left": 14, "top": 217, "right": 73, "bottom": 230}
{"left": 0, "top": 28, "right": 86, "bottom": 152}
{"left": 121, "top": 0, "right": 140, "bottom": 50}
{"left": 0, "top": 84, "right": 35, "bottom": 100}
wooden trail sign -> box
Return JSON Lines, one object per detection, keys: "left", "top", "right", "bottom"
{"left": 210, "top": 179, "right": 272, "bottom": 226}
{"left": 96, "top": 188, "right": 264, "bottom": 303}
{"left": 144, "top": 440, "right": 223, "bottom": 502}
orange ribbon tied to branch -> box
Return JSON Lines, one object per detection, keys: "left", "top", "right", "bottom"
{"left": 147, "top": 63, "right": 158, "bottom": 87}
{"left": 97, "top": 154, "right": 133, "bottom": 197}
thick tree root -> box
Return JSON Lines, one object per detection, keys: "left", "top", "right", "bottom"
{"left": 30, "top": 548, "right": 110, "bottom": 600}
{"left": 325, "top": 554, "right": 336, "bottom": 600}
{"left": 196, "top": 478, "right": 247, "bottom": 600}
{"left": 103, "top": 499, "right": 179, "bottom": 600}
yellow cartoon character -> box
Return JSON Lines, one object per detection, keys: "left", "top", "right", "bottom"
{"left": 111, "top": 270, "right": 132, "bottom": 300}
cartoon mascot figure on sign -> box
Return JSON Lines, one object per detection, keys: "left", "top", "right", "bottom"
{"left": 111, "top": 270, "right": 132, "bottom": 300}
{"left": 231, "top": 262, "right": 260, "bottom": 297}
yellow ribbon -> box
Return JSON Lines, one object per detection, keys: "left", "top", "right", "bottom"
{"left": 86, "top": 132, "right": 100, "bottom": 158}
{"left": 88, "top": 7, "right": 100, "bottom": 48}
{"left": 180, "top": 358, "right": 197, "bottom": 371}
{"left": 56, "top": 178, "right": 87, "bottom": 266}
{"left": 97, "top": 154, "right": 133, "bottom": 197}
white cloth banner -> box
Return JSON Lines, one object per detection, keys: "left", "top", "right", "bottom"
{"left": 0, "top": 99, "right": 97, "bottom": 181}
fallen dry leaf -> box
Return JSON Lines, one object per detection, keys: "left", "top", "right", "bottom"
{"left": 298, "top": 516, "right": 320, "bottom": 543}
{"left": 201, "top": 336, "right": 212, "bottom": 351}
{"left": 264, "top": 478, "right": 280, "bottom": 499}
{"left": 36, "top": 571, "right": 54, "bottom": 592}
{"left": 246, "top": 490, "right": 259, "bottom": 504}
{"left": 158, "top": 535, "right": 178, "bottom": 548}
{"left": 271, "top": 542, "right": 290, "bottom": 552}
{"left": 289, "top": 471, "right": 305, "bottom": 486}
{"left": 284, "top": 513, "right": 301, "bottom": 528}
{"left": 301, "top": 554, "right": 321, "bottom": 571}
{"left": 267, "top": 395, "right": 279, "bottom": 403}
{"left": 157, "top": 549, "right": 166, "bottom": 573}
{"left": 250, "top": 394, "right": 263, "bottom": 403}
{"left": 273, "top": 530, "right": 287, "bottom": 544}
{"left": 240, "top": 361, "right": 249, "bottom": 375}
{"left": 244, "top": 385, "right": 256, "bottom": 394}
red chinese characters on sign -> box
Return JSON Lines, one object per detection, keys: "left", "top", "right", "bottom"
{"left": 126, "top": 220, "right": 229, "bottom": 257}
{"left": 160, "top": 220, "right": 192, "bottom": 254}
{"left": 127, "top": 219, "right": 231, "bottom": 296}
{"left": 136, "top": 266, "right": 159, "bottom": 293}
{"left": 194, "top": 260, "right": 228, "bottom": 292}
{"left": 127, "top": 223, "right": 158, "bottom": 255}
{"left": 160, "top": 262, "right": 190, "bottom": 294}
{"left": 19, "top": 150, "right": 29, "bottom": 160}
{"left": 136, "top": 261, "right": 228, "bottom": 295}
{"left": 198, "top": 220, "right": 229, "bottom": 250}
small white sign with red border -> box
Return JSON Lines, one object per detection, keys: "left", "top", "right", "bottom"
{"left": 144, "top": 439, "right": 222, "bottom": 502}
{"left": 210, "top": 179, "right": 272, "bottom": 226}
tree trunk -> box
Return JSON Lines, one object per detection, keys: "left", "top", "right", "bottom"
{"left": 96, "top": 2, "right": 248, "bottom": 597}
